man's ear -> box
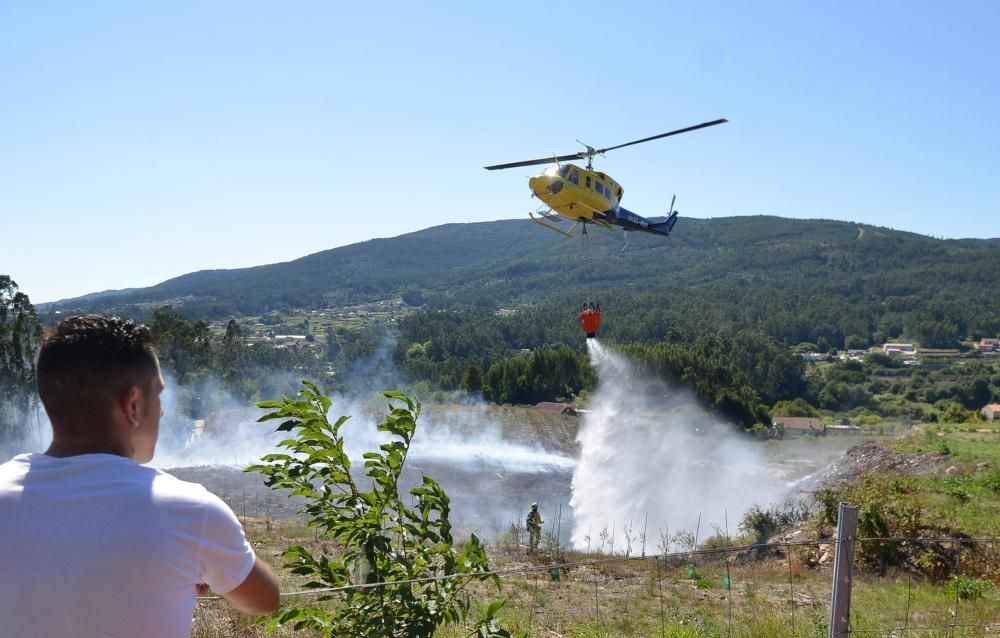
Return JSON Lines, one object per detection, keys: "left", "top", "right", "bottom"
{"left": 118, "top": 385, "right": 144, "bottom": 428}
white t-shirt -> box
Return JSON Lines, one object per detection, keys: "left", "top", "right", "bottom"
{"left": 0, "top": 453, "right": 256, "bottom": 638}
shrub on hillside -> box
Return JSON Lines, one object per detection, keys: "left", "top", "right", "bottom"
{"left": 739, "top": 501, "right": 811, "bottom": 544}
{"left": 982, "top": 471, "right": 1000, "bottom": 494}
{"left": 814, "top": 474, "right": 924, "bottom": 573}
{"left": 948, "top": 575, "right": 995, "bottom": 601}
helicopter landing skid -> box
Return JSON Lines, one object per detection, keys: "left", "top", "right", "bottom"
{"left": 534, "top": 206, "right": 562, "bottom": 222}
{"left": 529, "top": 210, "right": 577, "bottom": 237}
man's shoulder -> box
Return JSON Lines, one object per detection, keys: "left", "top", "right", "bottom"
{"left": 0, "top": 455, "right": 29, "bottom": 489}
{"left": 80, "top": 458, "right": 224, "bottom": 510}
{"left": 150, "top": 469, "right": 225, "bottom": 507}
{"left": 0, "top": 452, "right": 37, "bottom": 472}
{"left": 0, "top": 454, "right": 24, "bottom": 471}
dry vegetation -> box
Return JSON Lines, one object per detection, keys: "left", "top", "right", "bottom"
{"left": 194, "top": 519, "right": 1000, "bottom": 637}
{"left": 190, "top": 417, "right": 1000, "bottom": 637}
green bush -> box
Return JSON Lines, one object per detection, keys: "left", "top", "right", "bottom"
{"left": 849, "top": 411, "right": 883, "bottom": 426}
{"left": 685, "top": 566, "right": 714, "bottom": 590}
{"left": 249, "top": 382, "right": 517, "bottom": 637}
{"left": 739, "top": 501, "right": 810, "bottom": 543}
{"left": 813, "top": 474, "right": 922, "bottom": 570}
{"left": 947, "top": 575, "right": 995, "bottom": 601}
{"left": 942, "top": 476, "right": 972, "bottom": 503}
{"left": 941, "top": 402, "right": 971, "bottom": 424}
{"left": 771, "top": 398, "right": 821, "bottom": 418}
{"left": 982, "top": 470, "right": 1000, "bottom": 494}
{"left": 813, "top": 487, "right": 840, "bottom": 529}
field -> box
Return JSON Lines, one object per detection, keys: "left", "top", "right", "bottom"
{"left": 189, "top": 417, "right": 1000, "bottom": 637}
{"left": 194, "top": 522, "right": 1000, "bottom": 637}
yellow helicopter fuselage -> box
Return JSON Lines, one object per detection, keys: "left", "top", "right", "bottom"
{"left": 487, "top": 118, "right": 728, "bottom": 238}
{"left": 528, "top": 163, "right": 623, "bottom": 225}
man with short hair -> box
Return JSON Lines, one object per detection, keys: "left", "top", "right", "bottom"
{"left": 0, "top": 315, "right": 280, "bottom": 637}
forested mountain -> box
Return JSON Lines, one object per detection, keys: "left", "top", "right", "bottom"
{"left": 30, "top": 217, "right": 1000, "bottom": 429}
{"left": 48, "top": 216, "right": 1000, "bottom": 349}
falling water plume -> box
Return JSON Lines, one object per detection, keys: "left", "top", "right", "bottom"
{"left": 570, "top": 340, "right": 791, "bottom": 551}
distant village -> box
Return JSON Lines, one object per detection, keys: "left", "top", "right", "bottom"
{"left": 800, "top": 338, "right": 1000, "bottom": 364}
{"left": 209, "top": 299, "right": 408, "bottom": 350}
{"left": 534, "top": 338, "right": 1000, "bottom": 438}
{"left": 201, "top": 300, "right": 1000, "bottom": 437}
{"left": 783, "top": 339, "right": 1000, "bottom": 435}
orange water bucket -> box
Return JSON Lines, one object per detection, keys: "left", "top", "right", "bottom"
{"left": 579, "top": 305, "right": 602, "bottom": 338}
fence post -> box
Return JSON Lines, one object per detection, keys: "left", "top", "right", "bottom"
{"left": 829, "top": 502, "right": 859, "bottom": 638}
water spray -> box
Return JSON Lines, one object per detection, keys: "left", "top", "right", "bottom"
{"left": 569, "top": 340, "right": 791, "bottom": 551}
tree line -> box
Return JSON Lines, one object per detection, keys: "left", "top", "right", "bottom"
{"left": 0, "top": 277, "right": 42, "bottom": 447}
{"left": 146, "top": 307, "right": 326, "bottom": 418}
{"left": 387, "top": 309, "right": 809, "bottom": 428}
{"left": 44, "top": 217, "right": 1000, "bottom": 353}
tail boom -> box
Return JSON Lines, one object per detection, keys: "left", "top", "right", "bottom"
{"left": 604, "top": 207, "right": 678, "bottom": 237}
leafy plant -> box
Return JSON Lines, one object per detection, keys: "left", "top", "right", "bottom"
{"left": 942, "top": 476, "right": 972, "bottom": 503}
{"left": 739, "top": 501, "right": 810, "bottom": 543}
{"left": 248, "top": 382, "right": 517, "bottom": 637}
{"left": 982, "top": 470, "right": 1000, "bottom": 494}
{"left": 941, "top": 402, "right": 971, "bottom": 424}
{"left": 947, "top": 575, "right": 995, "bottom": 601}
{"left": 813, "top": 474, "right": 923, "bottom": 571}
{"left": 685, "top": 566, "right": 714, "bottom": 590}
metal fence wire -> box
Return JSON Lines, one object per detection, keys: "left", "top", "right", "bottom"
{"left": 196, "top": 529, "right": 1000, "bottom": 638}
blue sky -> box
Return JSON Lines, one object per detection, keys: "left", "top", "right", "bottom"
{"left": 2, "top": 1, "right": 997, "bottom": 303}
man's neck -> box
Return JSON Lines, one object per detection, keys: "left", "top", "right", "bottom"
{"left": 45, "top": 436, "right": 130, "bottom": 459}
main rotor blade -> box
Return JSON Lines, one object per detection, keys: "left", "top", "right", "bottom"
{"left": 596, "top": 118, "right": 728, "bottom": 154}
{"left": 484, "top": 152, "right": 589, "bottom": 171}
{"left": 483, "top": 118, "right": 728, "bottom": 171}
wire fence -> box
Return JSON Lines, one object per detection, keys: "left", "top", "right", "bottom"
{"left": 195, "top": 530, "right": 1000, "bottom": 638}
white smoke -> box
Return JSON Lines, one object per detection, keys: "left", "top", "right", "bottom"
{"left": 0, "top": 406, "right": 51, "bottom": 461}
{"left": 151, "top": 380, "right": 576, "bottom": 540}
{"left": 4, "top": 336, "right": 846, "bottom": 547}
{"left": 569, "top": 340, "right": 793, "bottom": 551}
{"left": 153, "top": 372, "right": 575, "bottom": 472}
{"left": 153, "top": 325, "right": 577, "bottom": 477}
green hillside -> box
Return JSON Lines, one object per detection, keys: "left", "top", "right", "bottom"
{"left": 48, "top": 215, "right": 1000, "bottom": 349}
{"left": 22, "top": 215, "right": 1000, "bottom": 429}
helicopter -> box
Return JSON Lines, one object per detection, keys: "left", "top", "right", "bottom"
{"left": 485, "top": 118, "right": 727, "bottom": 238}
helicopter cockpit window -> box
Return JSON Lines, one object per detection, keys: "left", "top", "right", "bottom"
{"left": 595, "top": 182, "right": 604, "bottom": 195}
{"left": 556, "top": 165, "right": 570, "bottom": 178}
{"left": 569, "top": 171, "right": 579, "bottom": 185}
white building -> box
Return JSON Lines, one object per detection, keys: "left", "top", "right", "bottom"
{"left": 883, "top": 343, "right": 916, "bottom": 357}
